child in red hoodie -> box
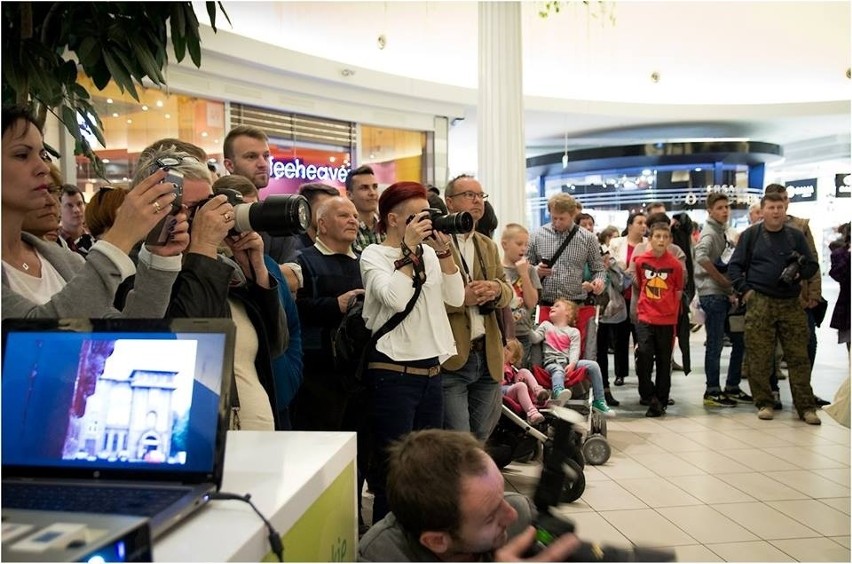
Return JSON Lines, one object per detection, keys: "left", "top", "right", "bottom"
{"left": 629, "top": 222, "right": 685, "bottom": 417}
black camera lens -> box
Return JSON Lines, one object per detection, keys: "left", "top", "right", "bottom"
{"left": 232, "top": 194, "right": 311, "bottom": 237}
{"left": 429, "top": 208, "right": 474, "bottom": 234}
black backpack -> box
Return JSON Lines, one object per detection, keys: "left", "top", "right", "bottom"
{"left": 332, "top": 294, "right": 372, "bottom": 370}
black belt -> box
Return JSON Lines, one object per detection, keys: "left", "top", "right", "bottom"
{"left": 470, "top": 337, "right": 486, "bottom": 352}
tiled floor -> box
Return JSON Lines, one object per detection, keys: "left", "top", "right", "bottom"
{"left": 502, "top": 279, "right": 850, "bottom": 562}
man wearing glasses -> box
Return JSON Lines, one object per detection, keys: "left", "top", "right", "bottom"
{"left": 441, "top": 175, "right": 512, "bottom": 441}
{"left": 528, "top": 193, "right": 606, "bottom": 320}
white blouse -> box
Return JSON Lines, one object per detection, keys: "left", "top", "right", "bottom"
{"left": 360, "top": 243, "right": 464, "bottom": 363}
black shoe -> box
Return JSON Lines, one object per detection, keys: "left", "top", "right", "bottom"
{"left": 667, "top": 397, "right": 675, "bottom": 406}
{"left": 614, "top": 376, "right": 625, "bottom": 386}
{"left": 814, "top": 396, "right": 831, "bottom": 407}
{"left": 646, "top": 401, "right": 664, "bottom": 418}
{"left": 725, "top": 388, "right": 754, "bottom": 403}
{"left": 772, "top": 391, "right": 783, "bottom": 410}
{"left": 704, "top": 392, "right": 738, "bottom": 407}
{"left": 604, "top": 390, "right": 620, "bottom": 407}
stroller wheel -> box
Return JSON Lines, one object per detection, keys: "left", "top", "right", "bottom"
{"left": 582, "top": 435, "right": 612, "bottom": 466}
{"left": 560, "top": 458, "right": 586, "bottom": 503}
{"left": 572, "top": 447, "right": 586, "bottom": 470}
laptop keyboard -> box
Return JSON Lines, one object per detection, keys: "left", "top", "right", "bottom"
{"left": 2, "top": 482, "right": 190, "bottom": 517}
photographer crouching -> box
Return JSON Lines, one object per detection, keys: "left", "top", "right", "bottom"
{"left": 727, "top": 191, "right": 821, "bottom": 425}
{"left": 359, "top": 429, "right": 675, "bottom": 562}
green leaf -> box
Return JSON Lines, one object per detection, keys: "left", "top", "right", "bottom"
{"left": 75, "top": 36, "right": 100, "bottom": 67}
{"left": 133, "top": 42, "right": 166, "bottom": 84}
{"left": 102, "top": 49, "right": 139, "bottom": 100}
{"left": 216, "top": 2, "right": 232, "bottom": 28}
{"left": 61, "top": 105, "right": 82, "bottom": 143}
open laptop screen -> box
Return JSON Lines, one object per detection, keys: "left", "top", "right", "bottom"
{"left": 2, "top": 319, "right": 234, "bottom": 484}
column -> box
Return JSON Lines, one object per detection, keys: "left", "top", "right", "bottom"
{"left": 478, "top": 1, "right": 527, "bottom": 229}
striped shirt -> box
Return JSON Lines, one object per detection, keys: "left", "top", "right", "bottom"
{"left": 527, "top": 223, "right": 606, "bottom": 302}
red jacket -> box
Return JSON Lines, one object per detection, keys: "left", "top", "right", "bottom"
{"left": 633, "top": 250, "right": 683, "bottom": 325}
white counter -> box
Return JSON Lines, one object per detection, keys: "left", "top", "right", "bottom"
{"left": 154, "top": 431, "right": 358, "bottom": 562}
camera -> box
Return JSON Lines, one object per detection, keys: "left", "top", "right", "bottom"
{"left": 205, "top": 188, "right": 311, "bottom": 237}
{"left": 779, "top": 250, "right": 807, "bottom": 285}
{"left": 408, "top": 208, "right": 474, "bottom": 235}
{"left": 144, "top": 161, "right": 184, "bottom": 246}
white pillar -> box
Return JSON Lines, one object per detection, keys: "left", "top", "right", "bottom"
{"left": 478, "top": 1, "right": 526, "bottom": 230}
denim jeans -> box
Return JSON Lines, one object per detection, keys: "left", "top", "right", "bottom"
{"left": 577, "top": 360, "right": 606, "bottom": 403}
{"left": 442, "top": 350, "right": 502, "bottom": 441}
{"left": 700, "top": 294, "right": 744, "bottom": 393}
{"left": 367, "top": 367, "right": 443, "bottom": 523}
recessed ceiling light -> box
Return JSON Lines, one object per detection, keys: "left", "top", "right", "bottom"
{"left": 126, "top": 119, "right": 132, "bottom": 124}
{"left": 200, "top": 132, "right": 208, "bottom": 137}
{"left": 141, "top": 105, "right": 149, "bottom": 111}
{"left": 213, "top": 139, "right": 219, "bottom": 144}
{"left": 164, "top": 114, "right": 171, "bottom": 119}
{"left": 156, "top": 100, "right": 164, "bottom": 108}
{"left": 106, "top": 98, "right": 113, "bottom": 104}
{"left": 112, "top": 112, "right": 119, "bottom": 118}
{"left": 695, "top": 167, "right": 702, "bottom": 171}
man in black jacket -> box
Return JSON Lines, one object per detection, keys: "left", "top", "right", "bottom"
{"left": 727, "top": 192, "right": 820, "bottom": 425}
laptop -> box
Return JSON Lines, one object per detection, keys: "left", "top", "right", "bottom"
{"left": 1, "top": 318, "right": 235, "bottom": 540}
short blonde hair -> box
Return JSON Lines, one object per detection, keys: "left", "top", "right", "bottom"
{"left": 500, "top": 223, "right": 528, "bottom": 242}
{"left": 504, "top": 339, "right": 523, "bottom": 365}
{"left": 554, "top": 297, "right": 578, "bottom": 322}
{"left": 548, "top": 193, "right": 580, "bottom": 215}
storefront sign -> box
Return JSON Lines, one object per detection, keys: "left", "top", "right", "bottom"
{"left": 785, "top": 178, "right": 817, "bottom": 202}
{"left": 270, "top": 157, "right": 350, "bottom": 184}
{"left": 835, "top": 174, "right": 851, "bottom": 198}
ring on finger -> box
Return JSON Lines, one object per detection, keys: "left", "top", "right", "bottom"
{"left": 224, "top": 212, "right": 231, "bottom": 221}
{"left": 152, "top": 200, "right": 162, "bottom": 214}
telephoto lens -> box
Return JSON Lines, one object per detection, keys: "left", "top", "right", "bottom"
{"left": 430, "top": 209, "right": 474, "bottom": 234}
{"left": 230, "top": 194, "right": 312, "bottom": 237}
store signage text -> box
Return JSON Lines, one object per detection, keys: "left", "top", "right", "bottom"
{"left": 835, "top": 174, "right": 851, "bottom": 198}
{"left": 270, "top": 158, "right": 350, "bottom": 183}
{"left": 785, "top": 178, "right": 817, "bottom": 202}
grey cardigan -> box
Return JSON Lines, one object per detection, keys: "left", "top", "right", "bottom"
{"left": 693, "top": 217, "right": 732, "bottom": 297}
{"left": 2, "top": 233, "right": 178, "bottom": 319}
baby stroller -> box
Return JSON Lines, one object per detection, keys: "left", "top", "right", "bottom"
{"left": 488, "top": 304, "right": 611, "bottom": 474}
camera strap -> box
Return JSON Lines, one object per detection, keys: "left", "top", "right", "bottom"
{"left": 548, "top": 225, "right": 579, "bottom": 266}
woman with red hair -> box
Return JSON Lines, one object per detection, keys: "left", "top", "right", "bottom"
{"left": 359, "top": 181, "right": 464, "bottom": 524}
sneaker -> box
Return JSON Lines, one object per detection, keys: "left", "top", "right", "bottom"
{"left": 527, "top": 409, "right": 545, "bottom": 425}
{"left": 725, "top": 388, "right": 754, "bottom": 403}
{"left": 614, "top": 376, "right": 625, "bottom": 386}
{"left": 549, "top": 387, "right": 572, "bottom": 406}
{"left": 772, "top": 391, "right": 783, "bottom": 410}
{"left": 757, "top": 406, "right": 774, "bottom": 420}
{"left": 604, "top": 389, "right": 620, "bottom": 407}
{"left": 592, "top": 399, "right": 616, "bottom": 418}
{"left": 668, "top": 398, "right": 675, "bottom": 406}
{"left": 704, "top": 392, "right": 738, "bottom": 407}
{"left": 800, "top": 410, "right": 821, "bottom": 425}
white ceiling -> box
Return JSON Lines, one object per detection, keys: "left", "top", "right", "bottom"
{"left": 201, "top": 1, "right": 851, "bottom": 157}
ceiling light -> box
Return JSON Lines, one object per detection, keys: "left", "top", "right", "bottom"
{"left": 141, "top": 105, "right": 149, "bottom": 111}
{"left": 369, "top": 153, "right": 375, "bottom": 159}
{"left": 164, "top": 114, "right": 171, "bottom": 119}
{"left": 329, "top": 156, "right": 336, "bottom": 163}
{"left": 126, "top": 119, "right": 132, "bottom": 124}
{"left": 156, "top": 100, "right": 164, "bottom": 108}
{"left": 112, "top": 112, "right": 119, "bottom": 118}
{"left": 694, "top": 167, "right": 702, "bottom": 171}
{"left": 213, "top": 139, "right": 219, "bottom": 144}
{"left": 102, "top": 159, "right": 111, "bottom": 164}
{"left": 201, "top": 131, "right": 208, "bottom": 137}
{"left": 106, "top": 98, "right": 113, "bottom": 104}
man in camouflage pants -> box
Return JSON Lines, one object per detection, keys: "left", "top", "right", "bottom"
{"left": 727, "top": 192, "right": 821, "bottom": 424}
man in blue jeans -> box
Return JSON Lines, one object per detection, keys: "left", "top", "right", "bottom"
{"left": 694, "top": 193, "right": 752, "bottom": 406}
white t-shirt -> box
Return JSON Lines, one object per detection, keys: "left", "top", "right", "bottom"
{"left": 360, "top": 243, "right": 465, "bottom": 363}
{"left": 2, "top": 252, "right": 67, "bottom": 305}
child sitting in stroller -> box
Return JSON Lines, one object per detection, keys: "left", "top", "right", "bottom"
{"left": 502, "top": 339, "right": 550, "bottom": 424}
{"left": 530, "top": 298, "right": 616, "bottom": 418}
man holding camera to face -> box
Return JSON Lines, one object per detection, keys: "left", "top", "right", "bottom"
{"left": 727, "top": 191, "right": 820, "bottom": 425}
{"left": 441, "top": 175, "right": 513, "bottom": 442}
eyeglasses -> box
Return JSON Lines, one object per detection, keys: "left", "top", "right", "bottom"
{"left": 448, "top": 191, "right": 488, "bottom": 201}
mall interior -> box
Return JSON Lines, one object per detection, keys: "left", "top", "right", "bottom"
{"left": 14, "top": 0, "right": 852, "bottom": 561}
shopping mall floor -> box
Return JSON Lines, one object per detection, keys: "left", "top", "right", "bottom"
{"left": 362, "top": 278, "right": 850, "bottom": 562}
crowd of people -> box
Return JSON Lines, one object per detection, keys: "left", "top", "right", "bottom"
{"left": 3, "top": 102, "right": 849, "bottom": 561}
